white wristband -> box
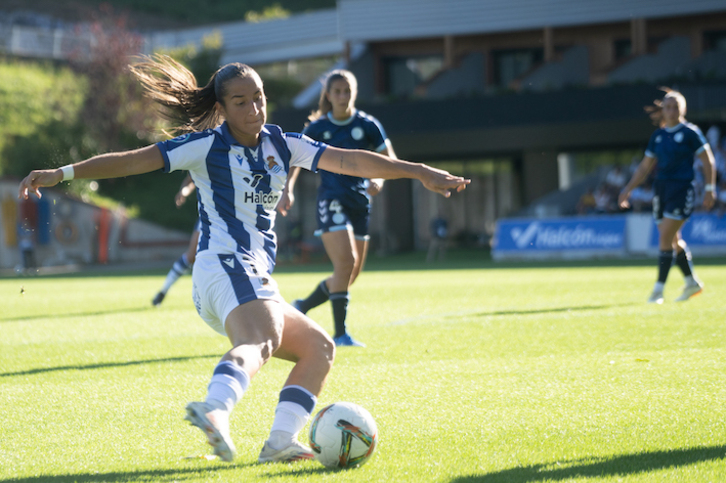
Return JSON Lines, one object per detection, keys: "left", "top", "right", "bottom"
{"left": 704, "top": 184, "right": 716, "bottom": 192}
{"left": 60, "top": 165, "right": 75, "bottom": 181}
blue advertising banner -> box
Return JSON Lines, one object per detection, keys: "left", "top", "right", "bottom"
{"left": 649, "top": 213, "right": 726, "bottom": 247}
{"left": 493, "top": 216, "right": 627, "bottom": 259}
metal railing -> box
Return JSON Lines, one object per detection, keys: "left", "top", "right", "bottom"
{"left": 0, "top": 24, "right": 93, "bottom": 60}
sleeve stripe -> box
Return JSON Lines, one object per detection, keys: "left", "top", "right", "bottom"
{"left": 156, "top": 142, "right": 172, "bottom": 173}
{"left": 310, "top": 145, "right": 327, "bottom": 173}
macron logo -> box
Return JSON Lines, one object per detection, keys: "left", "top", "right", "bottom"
{"left": 222, "top": 257, "right": 235, "bottom": 269}
{"left": 510, "top": 223, "right": 540, "bottom": 248}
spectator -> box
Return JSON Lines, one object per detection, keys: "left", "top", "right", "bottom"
{"left": 718, "top": 178, "right": 726, "bottom": 216}
{"left": 426, "top": 216, "right": 448, "bottom": 262}
{"left": 577, "top": 187, "right": 597, "bottom": 215}
{"left": 604, "top": 165, "right": 627, "bottom": 194}
{"left": 593, "top": 183, "right": 614, "bottom": 213}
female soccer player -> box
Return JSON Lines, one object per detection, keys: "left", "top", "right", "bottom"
{"left": 618, "top": 88, "right": 716, "bottom": 304}
{"left": 18, "top": 56, "right": 469, "bottom": 463}
{"left": 279, "top": 70, "right": 394, "bottom": 347}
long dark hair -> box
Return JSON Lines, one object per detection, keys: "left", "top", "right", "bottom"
{"left": 129, "top": 54, "right": 259, "bottom": 135}
{"left": 645, "top": 86, "right": 687, "bottom": 128}
{"left": 307, "top": 69, "right": 358, "bottom": 122}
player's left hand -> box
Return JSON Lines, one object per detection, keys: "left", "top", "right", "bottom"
{"left": 18, "top": 169, "right": 63, "bottom": 200}
{"left": 420, "top": 166, "right": 470, "bottom": 197}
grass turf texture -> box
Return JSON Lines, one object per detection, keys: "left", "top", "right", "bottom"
{"left": 2, "top": 252, "right": 725, "bottom": 482}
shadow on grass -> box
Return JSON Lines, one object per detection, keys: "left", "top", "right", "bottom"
{"left": 451, "top": 445, "right": 726, "bottom": 482}
{"left": 0, "top": 463, "right": 254, "bottom": 483}
{"left": 0, "top": 354, "right": 219, "bottom": 378}
{"left": 390, "top": 302, "right": 636, "bottom": 325}
{"left": 0, "top": 305, "right": 153, "bottom": 323}
{"left": 466, "top": 302, "right": 636, "bottom": 318}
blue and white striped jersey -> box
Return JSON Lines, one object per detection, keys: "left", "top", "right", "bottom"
{"left": 157, "top": 122, "right": 327, "bottom": 273}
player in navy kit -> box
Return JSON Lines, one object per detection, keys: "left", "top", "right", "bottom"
{"left": 279, "top": 70, "right": 395, "bottom": 347}
{"left": 152, "top": 173, "right": 200, "bottom": 306}
{"left": 619, "top": 89, "right": 716, "bottom": 303}
{"left": 18, "top": 56, "right": 469, "bottom": 463}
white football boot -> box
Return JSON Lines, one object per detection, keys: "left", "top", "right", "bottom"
{"left": 675, "top": 280, "right": 704, "bottom": 302}
{"left": 647, "top": 289, "right": 664, "bottom": 304}
{"left": 258, "top": 439, "right": 314, "bottom": 463}
{"left": 185, "top": 402, "right": 236, "bottom": 462}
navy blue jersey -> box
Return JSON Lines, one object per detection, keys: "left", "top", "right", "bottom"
{"left": 303, "top": 110, "right": 388, "bottom": 208}
{"left": 645, "top": 122, "right": 708, "bottom": 181}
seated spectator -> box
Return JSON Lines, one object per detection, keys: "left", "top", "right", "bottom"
{"left": 707, "top": 126, "right": 726, "bottom": 183}
{"left": 628, "top": 156, "right": 640, "bottom": 178}
{"left": 630, "top": 181, "right": 654, "bottom": 213}
{"left": 577, "top": 188, "right": 597, "bottom": 215}
{"left": 593, "top": 183, "right": 614, "bottom": 213}
{"left": 604, "top": 165, "right": 627, "bottom": 194}
{"left": 718, "top": 179, "right": 726, "bottom": 216}
{"left": 426, "top": 216, "right": 448, "bottom": 262}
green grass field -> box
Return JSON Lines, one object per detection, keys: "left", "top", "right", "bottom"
{"left": 2, "top": 252, "right": 725, "bottom": 482}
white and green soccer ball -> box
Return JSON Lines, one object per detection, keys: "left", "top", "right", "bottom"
{"left": 308, "top": 402, "right": 378, "bottom": 468}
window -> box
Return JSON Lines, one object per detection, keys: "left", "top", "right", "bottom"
{"left": 704, "top": 30, "right": 726, "bottom": 51}
{"left": 491, "top": 48, "right": 543, "bottom": 87}
{"left": 614, "top": 39, "right": 632, "bottom": 60}
{"left": 385, "top": 55, "right": 444, "bottom": 96}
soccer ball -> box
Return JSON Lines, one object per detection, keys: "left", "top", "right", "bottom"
{"left": 308, "top": 402, "right": 378, "bottom": 468}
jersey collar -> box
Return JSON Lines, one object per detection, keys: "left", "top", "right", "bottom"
{"left": 664, "top": 123, "right": 684, "bottom": 133}
{"left": 326, "top": 109, "right": 357, "bottom": 126}
{"left": 219, "top": 121, "right": 270, "bottom": 147}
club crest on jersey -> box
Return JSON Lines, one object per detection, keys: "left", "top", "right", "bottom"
{"left": 323, "top": 131, "right": 332, "bottom": 140}
{"left": 655, "top": 135, "right": 662, "bottom": 143}
{"left": 351, "top": 127, "right": 364, "bottom": 140}
{"left": 266, "top": 155, "right": 282, "bottom": 174}
{"left": 674, "top": 132, "right": 684, "bottom": 143}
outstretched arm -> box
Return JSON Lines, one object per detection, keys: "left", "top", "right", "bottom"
{"left": 368, "top": 140, "right": 397, "bottom": 196}
{"left": 19, "top": 145, "right": 165, "bottom": 200}
{"left": 618, "top": 155, "right": 656, "bottom": 209}
{"left": 317, "top": 146, "right": 469, "bottom": 197}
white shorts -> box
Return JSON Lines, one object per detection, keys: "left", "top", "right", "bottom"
{"left": 191, "top": 252, "right": 283, "bottom": 336}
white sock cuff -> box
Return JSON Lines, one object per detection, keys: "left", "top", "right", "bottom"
{"left": 208, "top": 373, "right": 245, "bottom": 400}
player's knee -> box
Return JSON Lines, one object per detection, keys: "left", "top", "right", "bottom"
{"left": 335, "top": 252, "right": 357, "bottom": 277}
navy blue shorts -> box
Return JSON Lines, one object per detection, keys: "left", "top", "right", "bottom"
{"left": 315, "top": 198, "right": 370, "bottom": 240}
{"left": 652, "top": 180, "right": 695, "bottom": 223}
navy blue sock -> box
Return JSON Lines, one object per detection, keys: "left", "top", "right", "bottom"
{"left": 298, "top": 280, "right": 330, "bottom": 314}
{"left": 658, "top": 250, "right": 674, "bottom": 284}
{"left": 674, "top": 248, "right": 693, "bottom": 277}
{"left": 330, "top": 292, "right": 350, "bottom": 338}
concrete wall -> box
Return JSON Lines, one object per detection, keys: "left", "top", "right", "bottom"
{"left": 0, "top": 178, "right": 189, "bottom": 272}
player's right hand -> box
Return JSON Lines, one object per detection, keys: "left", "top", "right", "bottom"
{"left": 18, "top": 169, "right": 63, "bottom": 200}
{"left": 420, "top": 166, "right": 469, "bottom": 198}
